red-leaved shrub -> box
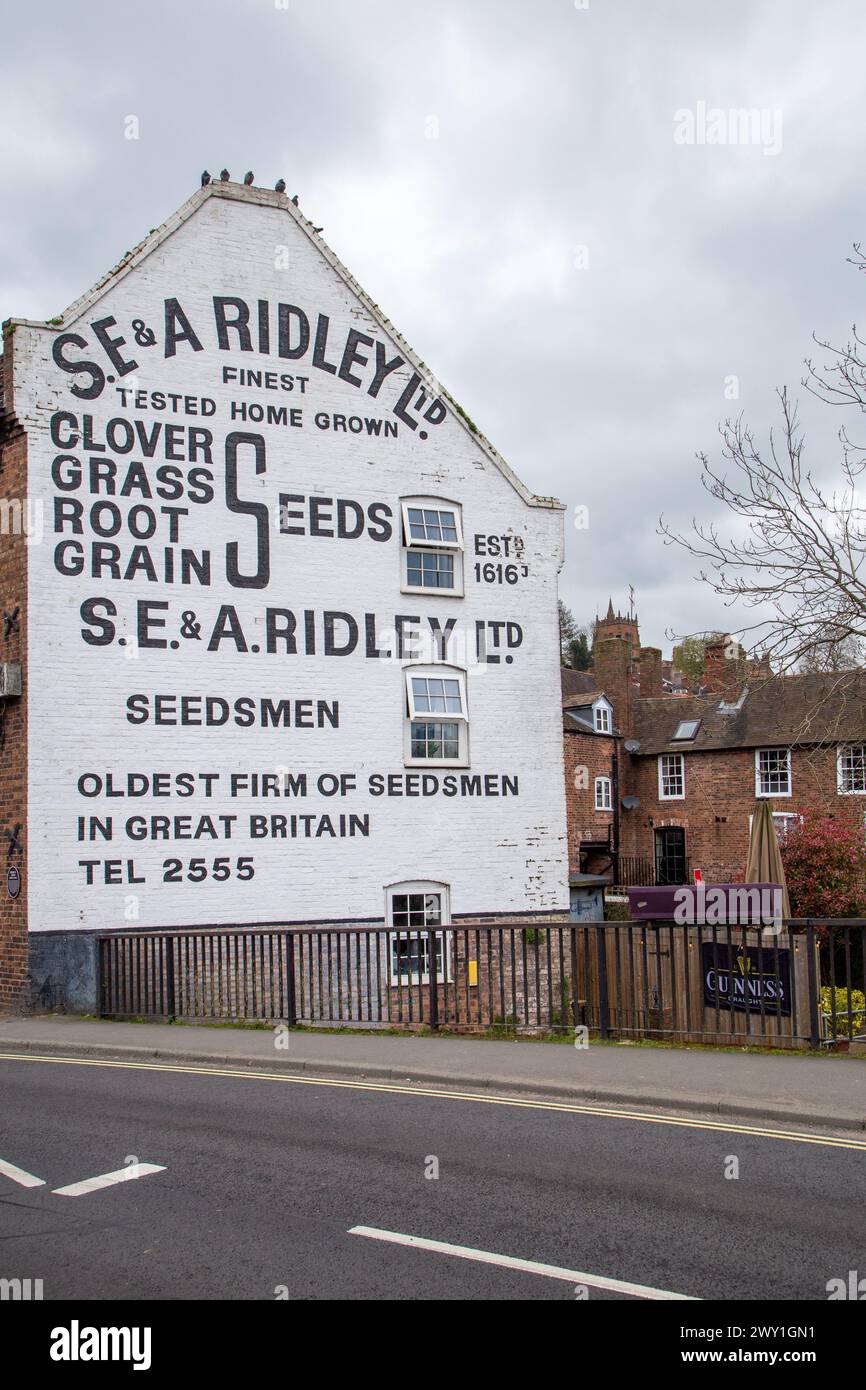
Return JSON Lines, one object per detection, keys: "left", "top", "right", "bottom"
{"left": 781, "top": 804, "right": 866, "bottom": 918}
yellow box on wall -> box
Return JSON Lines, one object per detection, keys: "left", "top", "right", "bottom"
{"left": 468, "top": 959, "right": 478, "bottom": 987}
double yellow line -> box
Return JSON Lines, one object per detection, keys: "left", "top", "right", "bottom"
{"left": 2, "top": 1051, "right": 864, "bottom": 1152}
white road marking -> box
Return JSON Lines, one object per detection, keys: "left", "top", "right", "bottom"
{"left": 3, "top": 1052, "right": 865, "bottom": 1153}
{"left": 52, "top": 1163, "right": 166, "bottom": 1197}
{"left": 0, "top": 1157, "right": 45, "bottom": 1188}
{"left": 348, "top": 1225, "right": 699, "bottom": 1300}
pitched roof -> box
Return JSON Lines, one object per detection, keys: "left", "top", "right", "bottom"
{"left": 562, "top": 690, "right": 605, "bottom": 709}
{"left": 7, "top": 180, "right": 564, "bottom": 515}
{"left": 562, "top": 687, "right": 620, "bottom": 736}
{"left": 564, "top": 709, "right": 611, "bottom": 735}
{"left": 632, "top": 671, "right": 866, "bottom": 755}
{"left": 560, "top": 668, "right": 598, "bottom": 699}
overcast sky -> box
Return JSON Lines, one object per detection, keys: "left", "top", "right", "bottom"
{"left": 3, "top": 0, "right": 864, "bottom": 653}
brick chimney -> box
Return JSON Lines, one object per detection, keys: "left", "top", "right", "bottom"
{"left": 702, "top": 635, "right": 744, "bottom": 699}
{"left": 749, "top": 651, "right": 772, "bottom": 679}
{"left": 594, "top": 637, "right": 633, "bottom": 734}
{"left": 638, "top": 646, "right": 663, "bottom": 698}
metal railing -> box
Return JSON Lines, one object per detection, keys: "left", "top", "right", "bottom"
{"left": 97, "top": 923, "right": 579, "bottom": 1034}
{"left": 812, "top": 920, "right": 866, "bottom": 1045}
{"left": 612, "top": 857, "right": 692, "bottom": 889}
{"left": 96, "top": 918, "right": 866, "bottom": 1049}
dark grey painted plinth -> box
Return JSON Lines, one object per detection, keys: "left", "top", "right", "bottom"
{"left": 29, "top": 932, "right": 99, "bottom": 1014}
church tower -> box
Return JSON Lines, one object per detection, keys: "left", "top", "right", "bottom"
{"left": 593, "top": 596, "right": 641, "bottom": 651}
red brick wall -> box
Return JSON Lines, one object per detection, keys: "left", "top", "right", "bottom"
{"left": 563, "top": 729, "right": 617, "bottom": 872}
{"left": 0, "top": 332, "right": 29, "bottom": 1011}
{"left": 594, "top": 638, "right": 634, "bottom": 734}
{"left": 638, "top": 646, "right": 663, "bottom": 697}
{"left": 702, "top": 637, "right": 746, "bottom": 698}
{"left": 624, "top": 744, "right": 852, "bottom": 881}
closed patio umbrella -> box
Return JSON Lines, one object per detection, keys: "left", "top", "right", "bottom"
{"left": 745, "top": 800, "right": 791, "bottom": 924}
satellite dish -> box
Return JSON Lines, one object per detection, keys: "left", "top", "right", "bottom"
{"left": 621, "top": 795, "right": 640, "bottom": 810}
{"left": 623, "top": 739, "right": 641, "bottom": 753}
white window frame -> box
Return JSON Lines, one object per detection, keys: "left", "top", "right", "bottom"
{"left": 658, "top": 752, "right": 685, "bottom": 801}
{"left": 593, "top": 698, "right": 612, "bottom": 733}
{"left": 749, "top": 811, "right": 802, "bottom": 846}
{"left": 837, "top": 744, "right": 866, "bottom": 795}
{"left": 404, "top": 665, "right": 469, "bottom": 767}
{"left": 385, "top": 880, "right": 452, "bottom": 985}
{"left": 594, "top": 775, "right": 612, "bottom": 811}
{"left": 755, "top": 747, "right": 792, "bottom": 798}
{"left": 400, "top": 496, "right": 464, "bottom": 597}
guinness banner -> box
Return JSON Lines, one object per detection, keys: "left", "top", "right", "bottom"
{"left": 701, "top": 943, "right": 792, "bottom": 1016}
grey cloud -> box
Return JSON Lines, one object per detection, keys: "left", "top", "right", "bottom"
{"left": 2, "top": 0, "right": 864, "bottom": 651}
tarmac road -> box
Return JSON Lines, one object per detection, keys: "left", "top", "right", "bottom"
{"left": 1, "top": 1052, "right": 864, "bottom": 1301}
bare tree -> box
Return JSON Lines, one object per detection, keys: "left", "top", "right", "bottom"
{"left": 660, "top": 250, "right": 866, "bottom": 673}
{"left": 797, "top": 632, "right": 863, "bottom": 673}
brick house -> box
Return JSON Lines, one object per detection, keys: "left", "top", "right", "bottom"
{"left": 562, "top": 668, "right": 619, "bottom": 877}
{"left": 564, "top": 614, "right": 866, "bottom": 884}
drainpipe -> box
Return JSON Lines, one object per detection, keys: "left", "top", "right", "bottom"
{"left": 611, "top": 741, "right": 621, "bottom": 883}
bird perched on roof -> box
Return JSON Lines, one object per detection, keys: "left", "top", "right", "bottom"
{"left": 201, "top": 170, "right": 211, "bottom": 187}
{"left": 220, "top": 168, "right": 230, "bottom": 181}
{"left": 312, "top": 226, "right": 323, "bottom": 234}
{"left": 291, "top": 194, "right": 299, "bottom": 206}
{"left": 244, "top": 171, "right": 254, "bottom": 186}
{"left": 274, "top": 178, "right": 286, "bottom": 193}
